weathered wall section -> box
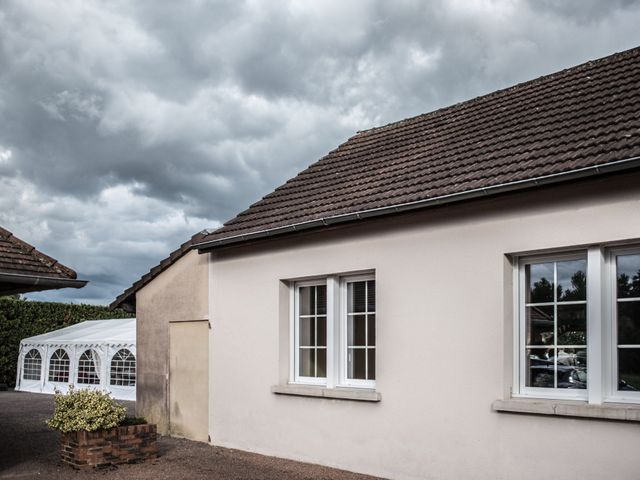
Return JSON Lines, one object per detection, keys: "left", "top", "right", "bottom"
{"left": 136, "top": 249, "right": 208, "bottom": 434}
{"left": 209, "top": 173, "right": 640, "bottom": 480}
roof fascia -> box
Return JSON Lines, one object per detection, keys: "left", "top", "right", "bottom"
{"left": 0, "top": 272, "right": 88, "bottom": 293}
{"left": 194, "top": 155, "right": 640, "bottom": 252}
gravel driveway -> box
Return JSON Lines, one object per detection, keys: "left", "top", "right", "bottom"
{"left": 0, "top": 390, "right": 380, "bottom": 480}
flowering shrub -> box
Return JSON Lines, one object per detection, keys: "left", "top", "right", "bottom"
{"left": 46, "top": 387, "right": 126, "bottom": 433}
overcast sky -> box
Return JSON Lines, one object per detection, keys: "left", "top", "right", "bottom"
{"left": 1, "top": 0, "right": 640, "bottom": 305}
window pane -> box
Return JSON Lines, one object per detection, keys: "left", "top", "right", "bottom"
{"left": 618, "top": 348, "right": 640, "bottom": 391}
{"left": 23, "top": 349, "right": 42, "bottom": 381}
{"left": 367, "top": 280, "right": 376, "bottom": 312}
{"left": 348, "top": 315, "right": 367, "bottom": 346}
{"left": 557, "top": 259, "right": 587, "bottom": 301}
{"left": 317, "top": 317, "right": 326, "bottom": 347}
{"left": 557, "top": 349, "right": 587, "bottom": 389}
{"left": 348, "top": 348, "right": 366, "bottom": 379}
{"left": 110, "top": 349, "right": 136, "bottom": 387}
{"left": 77, "top": 349, "right": 100, "bottom": 385}
{"left": 526, "top": 263, "right": 554, "bottom": 303}
{"left": 299, "top": 317, "right": 315, "bottom": 346}
{"left": 526, "top": 348, "right": 555, "bottom": 388}
{"left": 348, "top": 282, "right": 367, "bottom": 313}
{"left": 618, "top": 301, "right": 640, "bottom": 345}
{"left": 368, "top": 349, "right": 376, "bottom": 380}
{"left": 299, "top": 286, "right": 315, "bottom": 315}
{"left": 617, "top": 254, "right": 640, "bottom": 299}
{"left": 557, "top": 304, "right": 587, "bottom": 346}
{"left": 367, "top": 314, "right": 376, "bottom": 346}
{"left": 317, "top": 349, "right": 326, "bottom": 378}
{"left": 316, "top": 285, "right": 327, "bottom": 315}
{"left": 526, "top": 306, "right": 554, "bottom": 346}
{"left": 48, "top": 349, "right": 70, "bottom": 383}
{"left": 299, "top": 349, "right": 315, "bottom": 377}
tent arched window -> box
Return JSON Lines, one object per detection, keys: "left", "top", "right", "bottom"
{"left": 77, "top": 349, "right": 100, "bottom": 385}
{"left": 48, "top": 349, "right": 70, "bottom": 383}
{"left": 110, "top": 349, "right": 136, "bottom": 387}
{"left": 23, "top": 349, "right": 42, "bottom": 381}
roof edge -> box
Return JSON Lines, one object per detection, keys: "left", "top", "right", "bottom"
{"left": 0, "top": 272, "right": 88, "bottom": 290}
{"left": 195, "top": 155, "right": 640, "bottom": 252}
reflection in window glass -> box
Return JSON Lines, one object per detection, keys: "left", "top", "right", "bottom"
{"left": 557, "top": 259, "right": 587, "bottom": 301}
{"left": 616, "top": 254, "right": 640, "bottom": 391}
{"left": 526, "top": 263, "right": 554, "bottom": 303}
{"left": 297, "top": 285, "right": 327, "bottom": 378}
{"left": 347, "top": 280, "right": 375, "bottom": 381}
{"left": 524, "top": 258, "right": 587, "bottom": 390}
{"left": 617, "top": 254, "right": 640, "bottom": 299}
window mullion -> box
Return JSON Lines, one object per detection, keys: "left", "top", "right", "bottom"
{"left": 553, "top": 261, "right": 558, "bottom": 389}
{"left": 326, "top": 276, "right": 339, "bottom": 388}
{"left": 587, "top": 246, "right": 604, "bottom": 404}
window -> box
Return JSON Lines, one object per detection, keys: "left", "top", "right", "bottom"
{"left": 292, "top": 273, "right": 376, "bottom": 389}
{"left": 294, "top": 282, "right": 327, "bottom": 382}
{"left": 48, "top": 349, "right": 70, "bottom": 383}
{"left": 345, "top": 278, "right": 376, "bottom": 383}
{"left": 515, "top": 247, "right": 640, "bottom": 403}
{"left": 110, "top": 349, "right": 136, "bottom": 387}
{"left": 23, "top": 349, "right": 42, "bottom": 381}
{"left": 614, "top": 251, "right": 640, "bottom": 394}
{"left": 77, "top": 349, "right": 100, "bottom": 385}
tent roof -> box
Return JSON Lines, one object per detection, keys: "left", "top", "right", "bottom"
{"left": 21, "top": 318, "right": 135, "bottom": 346}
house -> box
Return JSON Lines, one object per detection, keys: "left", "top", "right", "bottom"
{"left": 0, "top": 226, "right": 87, "bottom": 296}
{"left": 112, "top": 47, "right": 640, "bottom": 479}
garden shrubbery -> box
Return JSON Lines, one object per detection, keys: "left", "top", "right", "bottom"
{"left": 47, "top": 387, "right": 127, "bottom": 433}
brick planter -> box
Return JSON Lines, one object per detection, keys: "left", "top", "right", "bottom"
{"left": 60, "top": 424, "right": 158, "bottom": 469}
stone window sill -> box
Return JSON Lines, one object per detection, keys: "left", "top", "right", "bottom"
{"left": 271, "top": 384, "right": 381, "bottom": 402}
{"left": 493, "top": 398, "right": 640, "bottom": 422}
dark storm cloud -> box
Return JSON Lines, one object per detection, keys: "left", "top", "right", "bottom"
{"left": 1, "top": 0, "right": 640, "bottom": 304}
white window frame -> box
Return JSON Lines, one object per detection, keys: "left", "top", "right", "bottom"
{"left": 606, "top": 246, "right": 640, "bottom": 403}
{"left": 340, "top": 274, "right": 376, "bottom": 389}
{"left": 516, "top": 251, "right": 588, "bottom": 401}
{"left": 291, "top": 278, "right": 328, "bottom": 385}
{"left": 514, "top": 245, "right": 640, "bottom": 405}
{"left": 289, "top": 272, "right": 376, "bottom": 390}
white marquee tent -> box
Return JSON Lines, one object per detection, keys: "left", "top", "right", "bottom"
{"left": 15, "top": 318, "right": 136, "bottom": 401}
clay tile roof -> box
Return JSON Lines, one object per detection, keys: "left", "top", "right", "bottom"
{"left": 0, "top": 226, "right": 87, "bottom": 295}
{"left": 193, "top": 45, "right": 640, "bottom": 248}
{"left": 111, "top": 46, "right": 640, "bottom": 311}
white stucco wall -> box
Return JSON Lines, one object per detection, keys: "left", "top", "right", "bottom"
{"left": 208, "top": 174, "right": 640, "bottom": 480}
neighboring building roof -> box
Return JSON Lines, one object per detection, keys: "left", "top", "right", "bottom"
{"left": 111, "top": 46, "right": 640, "bottom": 311}
{"left": 0, "top": 226, "right": 87, "bottom": 295}
{"left": 20, "top": 318, "right": 135, "bottom": 347}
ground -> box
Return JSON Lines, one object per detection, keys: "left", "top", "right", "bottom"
{"left": 0, "top": 390, "right": 380, "bottom": 480}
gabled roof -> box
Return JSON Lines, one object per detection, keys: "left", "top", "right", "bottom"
{"left": 21, "top": 318, "right": 135, "bottom": 347}
{"left": 195, "top": 45, "right": 640, "bottom": 250}
{"left": 111, "top": 46, "right": 640, "bottom": 311}
{"left": 0, "top": 226, "right": 87, "bottom": 295}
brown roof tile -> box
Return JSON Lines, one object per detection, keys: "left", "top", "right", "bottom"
{"left": 197, "top": 46, "right": 640, "bottom": 245}
{"left": 0, "top": 226, "right": 87, "bottom": 295}
{"left": 0, "top": 226, "right": 79, "bottom": 279}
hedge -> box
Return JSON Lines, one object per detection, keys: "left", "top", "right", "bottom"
{"left": 0, "top": 297, "right": 134, "bottom": 387}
